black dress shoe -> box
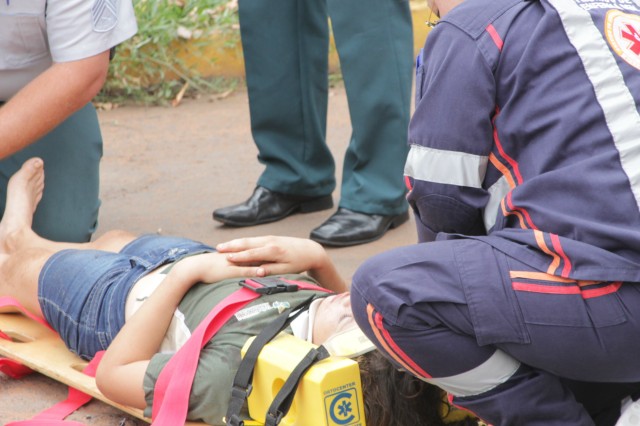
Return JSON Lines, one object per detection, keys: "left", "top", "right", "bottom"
{"left": 213, "top": 186, "right": 333, "bottom": 226}
{"left": 310, "top": 208, "right": 409, "bottom": 247}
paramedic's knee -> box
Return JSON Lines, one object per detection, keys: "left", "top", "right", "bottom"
{"left": 452, "top": 364, "right": 594, "bottom": 426}
{"left": 427, "top": 350, "right": 521, "bottom": 397}
{"left": 350, "top": 277, "right": 518, "bottom": 394}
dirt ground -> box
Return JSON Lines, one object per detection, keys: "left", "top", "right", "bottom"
{"left": 0, "top": 85, "right": 418, "bottom": 425}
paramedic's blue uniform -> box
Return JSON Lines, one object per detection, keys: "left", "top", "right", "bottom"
{"left": 351, "top": 0, "right": 640, "bottom": 424}
{"left": 0, "top": 1, "right": 137, "bottom": 242}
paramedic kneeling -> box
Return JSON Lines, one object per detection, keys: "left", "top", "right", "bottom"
{"left": 351, "top": 0, "right": 640, "bottom": 425}
{"left": 351, "top": 0, "right": 640, "bottom": 426}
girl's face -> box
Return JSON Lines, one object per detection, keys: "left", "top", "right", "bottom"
{"left": 312, "top": 293, "right": 355, "bottom": 345}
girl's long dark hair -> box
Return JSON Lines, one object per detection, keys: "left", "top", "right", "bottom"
{"left": 357, "top": 350, "right": 480, "bottom": 426}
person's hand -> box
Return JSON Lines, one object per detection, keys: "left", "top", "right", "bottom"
{"left": 216, "top": 236, "right": 348, "bottom": 293}
{"left": 216, "top": 236, "right": 328, "bottom": 277}
{"left": 176, "top": 252, "right": 263, "bottom": 286}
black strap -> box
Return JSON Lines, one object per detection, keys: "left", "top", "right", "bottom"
{"left": 240, "top": 277, "right": 300, "bottom": 295}
{"left": 265, "top": 345, "right": 330, "bottom": 426}
{"left": 226, "top": 296, "right": 317, "bottom": 426}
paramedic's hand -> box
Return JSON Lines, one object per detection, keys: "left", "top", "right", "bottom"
{"left": 216, "top": 236, "right": 347, "bottom": 293}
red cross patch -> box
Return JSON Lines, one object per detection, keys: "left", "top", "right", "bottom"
{"left": 605, "top": 9, "right": 640, "bottom": 70}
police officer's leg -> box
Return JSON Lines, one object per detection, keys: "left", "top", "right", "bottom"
{"left": 238, "top": 0, "right": 335, "bottom": 196}
{"left": 328, "top": 0, "right": 413, "bottom": 215}
{"left": 0, "top": 103, "right": 102, "bottom": 242}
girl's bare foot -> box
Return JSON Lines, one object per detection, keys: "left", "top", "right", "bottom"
{"left": 0, "top": 158, "right": 45, "bottom": 253}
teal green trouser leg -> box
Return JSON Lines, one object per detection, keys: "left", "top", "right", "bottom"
{"left": 238, "top": 0, "right": 336, "bottom": 197}
{"left": 238, "top": 0, "right": 413, "bottom": 214}
{"left": 330, "top": 0, "right": 413, "bottom": 215}
{"left": 0, "top": 103, "right": 102, "bottom": 242}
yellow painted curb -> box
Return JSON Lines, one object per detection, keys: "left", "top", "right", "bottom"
{"left": 178, "top": 3, "right": 434, "bottom": 78}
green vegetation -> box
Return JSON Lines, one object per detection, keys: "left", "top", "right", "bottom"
{"left": 97, "top": 0, "right": 241, "bottom": 106}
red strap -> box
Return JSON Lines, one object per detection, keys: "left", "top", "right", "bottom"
{"left": 151, "top": 280, "right": 331, "bottom": 425}
{"left": 0, "top": 296, "right": 49, "bottom": 378}
{"left": 3, "top": 351, "right": 104, "bottom": 426}
{"left": 0, "top": 297, "right": 100, "bottom": 425}
{"left": 5, "top": 421, "right": 87, "bottom": 426}
{"left": 0, "top": 296, "right": 54, "bottom": 331}
{"left": 151, "top": 287, "right": 261, "bottom": 425}
{"left": 0, "top": 357, "right": 34, "bottom": 379}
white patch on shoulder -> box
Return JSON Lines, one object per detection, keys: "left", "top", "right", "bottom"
{"left": 92, "top": 0, "right": 119, "bottom": 32}
{"left": 605, "top": 9, "right": 640, "bottom": 71}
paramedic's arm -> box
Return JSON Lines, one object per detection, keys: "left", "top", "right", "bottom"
{"left": 408, "top": 26, "right": 494, "bottom": 242}
{"left": 217, "top": 236, "right": 348, "bottom": 293}
{"left": 0, "top": 51, "right": 109, "bottom": 159}
{"left": 96, "top": 253, "right": 261, "bottom": 408}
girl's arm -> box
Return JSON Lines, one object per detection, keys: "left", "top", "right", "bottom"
{"left": 216, "top": 236, "right": 348, "bottom": 293}
{"left": 95, "top": 252, "right": 261, "bottom": 408}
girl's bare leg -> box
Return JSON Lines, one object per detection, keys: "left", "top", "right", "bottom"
{"left": 0, "top": 157, "right": 45, "bottom": 254}
{"left": 0, "top": 248, "right": 51, "bottom": 318}
{"left": 0, "top": 158, "right": 51, "bottom": 317}
{"left": 0, "top": 158, "right": 137, "bottom": 255}
{"left": 0, "top": 158, "right": 136, "bottom": 318}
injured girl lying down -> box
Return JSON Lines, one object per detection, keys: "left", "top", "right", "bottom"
{"left": 0, "top": 158, "right": 478, "bottom": 426}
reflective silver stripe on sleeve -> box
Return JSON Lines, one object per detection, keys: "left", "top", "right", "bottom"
{"left": 423, "top": 349, "right": 521, "bottom": 397}
{"left": 484, "top": 175, "right": 510, "bottom": 231}
{"left": 404, "top": 144, "right": 488, "bottom": 188}
{"left": 549, "top": 0, "right": 640, "bottom": 212}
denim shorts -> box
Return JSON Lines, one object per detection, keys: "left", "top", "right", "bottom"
{"left": 37, "top": 234, "right": 214, "bottom": 360}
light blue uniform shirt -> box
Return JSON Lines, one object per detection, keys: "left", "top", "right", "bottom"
{"left": 0, "top": 0, "right": 137, "bottom": 100}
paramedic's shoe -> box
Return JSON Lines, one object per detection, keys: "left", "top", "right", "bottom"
{"left": 310, "top": 208, "right": 409, "bottom": 247}
{"left": 212, "top": 186, "right": 334, "bottom": 226}
{"left": 617, "top": 397, "right": 640, "bottom": 425}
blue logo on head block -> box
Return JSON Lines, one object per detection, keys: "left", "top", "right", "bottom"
{"left": 325, "top": 388, "right": 360, "bottom": 425}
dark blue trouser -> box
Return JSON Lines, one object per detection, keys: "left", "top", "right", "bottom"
{"left": 351, "top": 239, "right": 640, "bottom": 425}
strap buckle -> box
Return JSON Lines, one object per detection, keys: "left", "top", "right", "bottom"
{"left": 226, "top": 384, "right": 253, "bottom": 426}
{"left": 226, "top": 414, "right": 245, "bottom": 426}
{"left": 231, "top": 383, "right": 253, "bottom": 400}
{"left": 240, "top": 278, "right": 299, "bottom": 295}
{"left": 265, "top": 410, "right": 284, "bottom": 426}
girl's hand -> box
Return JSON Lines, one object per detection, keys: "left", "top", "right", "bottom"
{"left": 175, "top": 252, "right": 263, "bottom": 286}
{"left": 216, "top": 236, "right": 348, "bottom": 293}
{"left": 216, "top": 236, "right": 327, "bottom": 276}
